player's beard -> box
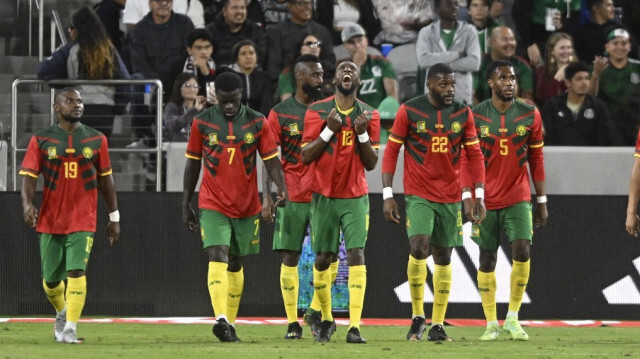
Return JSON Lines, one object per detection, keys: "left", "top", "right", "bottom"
{"left": 337, "top": 83, "right": 357, "bottom": 96}
{"left": 302, "top": 82, "right": 323, "bottom": 101}
{"left": 494, "top": 89, "right": 513, "bottom": 102}
{"left": 62, "top": 114, "right": 82, "bottom": 123}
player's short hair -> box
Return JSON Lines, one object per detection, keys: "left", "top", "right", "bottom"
{"left": 294, "top": 54, "right": 321, "bottom": 73}
{"left": 187, "top": 28, "right": 213, "bottom": 48}
{"left": 485, "top": 59, "right": 514, "bottom": 80}
{"left": 466, "top": 0, "right": 493, "bottom": 10}
{"left": 564, "top": 61, "right": 590, "bottom": 81}
{"left": 427, "top": 63, "right": 454, "bottom": 80}
{"left": 54, "top": 86, "right": 79, "bottom": 102}
{"left": 214, "top": 72, "right": 243, "bottom": 92}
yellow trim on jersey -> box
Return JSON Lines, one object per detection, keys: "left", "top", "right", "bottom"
{"left": 389, "top": 136, "right": 404, "bottom": 144}
{"left": 336, "top": 102, "right": 354, "bottom": 116}
{"left": 185, "top": 153, "right": 202, "bottom": 160}
{"left": 301, "top": 142, "right": 309, "bottom": 148}
{"left": 372, "top": 145, "right": 380, "bottom": 149}
{"left": 19, "top": 170, "right": 38, "bottom": 178}
{"left": 634, "top": 153, "right": 640, "bottom": 157}
{"left": 529, "top": 142, "right": 544, "bottom": 148}
{"left": 463, "top": 140, "right": 479, "bottom": 146}
{"left": 262, "top": 152, "right": 279, "bottom": 161}
{"left": 98, "top": 169, "right": 113, "bottom": 176}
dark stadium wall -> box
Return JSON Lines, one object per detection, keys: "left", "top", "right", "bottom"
{"left": 2, "top": 193, "right": 640, "bottom": 320}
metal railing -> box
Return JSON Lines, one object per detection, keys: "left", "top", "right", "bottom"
{"left": 11, "top": 78, "right": 164, "bottom": 191}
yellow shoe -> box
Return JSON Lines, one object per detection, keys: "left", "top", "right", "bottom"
{"left": 479, "top": 323, "right": 500, "bottom": 341}
{"left": 503, "top": 316, "right": 529, "bottom": 341}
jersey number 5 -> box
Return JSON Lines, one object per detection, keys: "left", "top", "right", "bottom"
{"left": 431, "top": 136, "right": 448, "bottom": 153}
{"left": 499, "top": 139, "right": 509, "bottom": 155}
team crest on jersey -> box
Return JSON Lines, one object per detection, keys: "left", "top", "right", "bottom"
{"left": 584, "top": 108, "right": 594, "bottom": 119}
{"left": 417, "top": 121, "right": 426, "bottom": 133}
{"left": 480, "top": 126, "right": 490, "bottom": 137}
{"left": 472, "top": 225, "right": 480, "bottom": 237}
{"left": 244, "top": 132, "right": 255, "bottom": 144}
{"left": 289, "top": 123, "right": 300, "bottom": 136}
{"left": 208, "top": 133, "right": 218, "bottom": 145}
{"left": 631, "top": 73, "right": 640, "bottom": 85}
{"left": 516, "top": 124, "right": 527, "bottom": 136}
{"left": 47, "top": 147, "right": 57, "bottom": 159}
{"left": 372, "top": 65, "right": 382, "bottom": 77}
{"left": 82, "top": 147, "right": 93, "bottom": 159}
{"left": 451, "top": 121, "right": 461, "bottom": 133}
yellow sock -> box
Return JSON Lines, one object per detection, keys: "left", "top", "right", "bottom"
{"left": 431, "top": 264, "right": 452, "bottom": 325}
{"left": 477, "top": 270, "right": 497, "bottom": 322}
{"left": 313, "top": 265, "right": 333, "bottom": 321}
{"left": 330, "top": 260, "right": 339, "bottom": 284}
{"left": 227, "top": 267, "right": 244, "bottom": 325}
{"left": 348, "top": 265, "right": 366, "bottom": 329}
{"left": 407, "top": 255, "right": 427, "bottom": 318}
{"left": 65, "top": 276, "right": 87, "bottom": 323}
{"left": 208, "top": 261, "right": 228, "bottom": 319}
{"left": 280, "top": 264, "right": 299, "bottom": 323}
{"left": 43, "top": 280, "right": 66, "bottom": 312}
{"left": 509, "top": 259, "right": 530, "bottom": 312}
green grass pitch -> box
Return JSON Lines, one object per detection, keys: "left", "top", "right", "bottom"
{"left": 2, "top": 323, "right": 640, "bottom": 359}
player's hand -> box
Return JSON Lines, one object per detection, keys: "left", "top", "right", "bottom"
{"left": 274, "top": 189, "right": 288, "bottom": 208}
{"left": 534, "top": 202, "right": 548, "bottom": 228}
{"left": 326, "top": 108, "right": 342, "bottom": 133}
{"left": 462, "top": 197, "right": 474, "bottom": 223}
{"left": 625, "top": 212, "right": 640, "bottom": 237}
{"left": 23, "top": 204, "right": 38, "bottom": 228}
{"left": 107, "top": 221, "right": 120, "bottom": 247}
{"left": 354, "top": 110, "right": 371, "bottom": 135}
{"left": 262, "top": 194, "right": 275, "bottom": 223}
{"left": 183, "top": 204, "right": 199, "bottom": 231}
{"left": 383, "top": 198, "right": 401, "bottom": 223}
{"left": 473, "top": 198, "right": 486, "bottom": 224}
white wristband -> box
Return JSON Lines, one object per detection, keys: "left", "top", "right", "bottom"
{"left": 382, "top": 187, "right": 393, "bottom": 200}
{"left": 537, "top": 195, "right": 547, "bottom": 204}
{"left": 320, "top": 127, "right": 335, "bottom": 142}
{"left": 461, "top": 191, "right": 472, "bottom": 201}
{"left": 475, "top": 187, "right": 485, "bottom": 199}
{"left": 109, "top": 210, "right": 120, "bottom": 222}
{"left": 357, "top": 132, "right": 370, "bottom": 143}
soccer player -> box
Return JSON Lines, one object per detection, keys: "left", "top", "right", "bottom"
{"left": 20, "top": 87, "right": 120, "bottom": 344}
{"left": 261, "top": 54, "right": 329, "bottom": 339}
{"left": 382, "top": 63, "right": 486, "bottom": 342}
{"left": 182, "top": 72, "right": 288, "bottom": 342}
{"left": 461, "top": 59, "right": 548, "bottom": 341}
{"left": 301, "top": 60, "right": 380, "bottom": 344}
{"left": 625, "top": 129, "right": 640, "bottom": 237}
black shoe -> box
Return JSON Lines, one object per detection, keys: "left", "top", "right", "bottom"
{"left": 314, "top": 320, "right": 336, "bottom": 343}
{"left": 284, "top": 322, "right": 303, "bottom": 339}
{"left": 406, "top": 317, "right": 427, "bottom": 341}
{"left": 229, "top": 325, "right": 241, "bottom": 342}
{"left": 427, "top": 324, "right": 453, "bottom": 342}
{"left": 303, "top": 310, "right": 322, "bottom": 338}
{"left": 212, "top": 318, "right": 232, "bottom": 342}
{"left": 346, "top": 327, "right": 366, "bottom": 344}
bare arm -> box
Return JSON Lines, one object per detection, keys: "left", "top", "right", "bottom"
{"left": 301, "top": 108, "right": 342, "bottom": 165}
{"left": 589, "top": 56, "right": 609, "bottom": 98}
{"left": 354, "top": 111, "right": 378, "bottom": 171}
{"left": 261, "top": 161, "right": 275, "bottom": 222}
{"left": 626, "top": 157, "right": 640, "bottom": 236}
{"left": 532, "top": 179, "right": 548, "bottom": 228}
{"left": 21, "top": 176, "right": 38, "bottom": 228}
{"left": 264, "top": 157, "right": 288, "bottom": 206}
{"left": 182, "top": 158, "right": 201, "bottom": 231}
{"left": 97, "top": 174, "right": 120, "bottom": 246}
{"left": 382, "top": 172, "right": 400, "bottom": 223}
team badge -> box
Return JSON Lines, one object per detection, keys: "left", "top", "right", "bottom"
{"left": 372, "top": 65, "right": 382, "bottom": 77}
{"left": 516, "top": 124, "right": 527, "bottom": 136}
{"left": 47, "top": 147, "right": 57, "bottom": 159}
{"left": 584, "top": 108, "right": 594, "bottom": 119}
{"left": 451, "top": 121, "right": 461, "bottom": 133}
{"left": 417, "top": 121, "right": 426, "bottom": 133}
{"left": 289, "top": 123, "right": 300, "bottom": 136}
{"left": 244, "top": 132, "right": 255, "bottom": 144}
{"left": 480, "top": 126, "right": 490, "bottom": 137}
{"left": 208, "top": 133, "right": 218, "bottom": 145}
{"left": 557, "top": 111, "right": 565, "bottom": 118}
{"left": 472, "top": 225, "right": 480, "bottom": 237}
{"left": 82, "top": 147, "right": 93, "bottom": 159}
{"left": 631, "top": 73, "right": 640, "bottom": 85}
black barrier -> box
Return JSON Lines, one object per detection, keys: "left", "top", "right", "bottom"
{"left": 1, "top": 193, "right": 640, "bottom": 319}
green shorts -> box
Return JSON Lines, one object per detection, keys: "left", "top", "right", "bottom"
{"left": 273, "top": 201, "right": 311, "bottom": 252}
{"left": 471, "top": 201, "right": 533, "bottom": 252}
{"left": 310, "top": 194, "right": 369, "bottom": 253}
{"left": 39, "top": 232, "right": 94, "bottom": 282}
{"left": 200, "top": 209, "right": 260, "bottom": 256}
{"left": 405, "top": 195, "right": 463, "bottom": 248}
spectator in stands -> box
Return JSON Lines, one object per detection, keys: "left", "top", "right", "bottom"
{"left": 187, "top": 0, "right": 206, "bottom": 27}
{"left": 512, "top": 0, "right": 582, "bottom": 67}
{"left": 541, "top": 61, "right": 619, "bottom": 145}
{"left": 278, "top": 33, "right": 323, "bottom": 100}
{"left": 466, "top": 0, "right": 500, "bottom": 55}
{"left": 267, "top": 0, "right": 335, "bottom": 81}
{"left": 377, "top": 95, "right": 399, "bottom": 144}
{"left": 535, "top": 32, "right": 577, "bottom": 107}
{"left": 372, "top": 0, "right": 434, "bottom": 46}
{"left": 183, "top": 28, "right": 216, "bottom": 96}
{"left": 38, "top": 7, "right": 130, "bottom": 141}
{"left": 417, "top": 0, "right": 480, "bottom": 105}
{"left": 489, "top": 0, "right": 515, "bottom": 30}
{"left": 339, "top": 23, "right": 398, "bottom": 108}
{"left": 93, "top": 0, "right": 125, "bottom": 54}
{"left": 617, "top": 0, "right": 640, "bottom": 55}
{"left": 257, "top": 0, "right": 290, "bottom": 28}
{"left": 573, "top": 0, "right": 616, "bottom": 63}
{"left": 589, "top": 27, "right": 640, "bottom": 145}
{"left": 473, "top": 25, "right": 533, "bottom": 103}
{"left": 314, "top": 0, "right": 381, "bottom": 45}
{"left": 205, "top": 0, "right": 268, "bottom": 69}
{"left": 123, "top": 0, "right": 189, "bottom": 29}
{"left": 219, "top": 40, "right": 274, "bottom": 115}
{"left": 164, "top": 73, "right": 207, "bottom": 141}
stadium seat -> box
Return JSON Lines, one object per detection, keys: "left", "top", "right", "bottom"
{"left": 333, "top": 45, "right": 383, "bottom": 61}
{"left": 386, "top": 44, "right": 419, "bottom": 102}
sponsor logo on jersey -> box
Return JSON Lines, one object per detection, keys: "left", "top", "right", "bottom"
{"left": 584, "top": 108, "right": 594, "bottom": 119}
{"left": 82, "top": 147, "right": 93, "bottom": 159}
{"left": 451, "top": 121, "right": 461, "bottom": 133}
{"left": 208, "top": 133, "right": 218, "bottom": 145}
{"left": 417, "top": 121, "right": 427, "bottom": 133}
{"left": 65, "top": 148, "right": 75, "bottom": 154}
{"left": 47, "top": 147, "right": 57, "bottom": 159}
{"left": 289, "top": 122, "right": 300, "bottom": 136}
{"left": 244, "top": 132, "right": 255, "bottom": 144}
{"left": 516, "top": 124, "right": 527, "bottom": 136}
{"left": 480, "top": 126, "right": 490, "bottom": 137}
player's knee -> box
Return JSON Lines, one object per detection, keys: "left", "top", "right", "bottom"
{"left": 346, "top": 248, "right": 365, "bottom": 266}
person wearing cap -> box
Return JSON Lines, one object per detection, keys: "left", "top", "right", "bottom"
{"left": 589, "top": 27, "right": 640, "bottom": 145}
{"left": 339, "top": 22, "right": 398, "bottom": 109}
{"left": 377, "top": 95, "right": 400, "bottom": 144}
{"left": 417, "top": 0, "right": 481, "bottom": 106}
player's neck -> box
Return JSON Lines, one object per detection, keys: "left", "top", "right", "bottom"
{"left": 491, "top": 97, "right": 513, "bottom": 113}
{"left": 567, "top": 91, "right": 585, "bottom": 106}
{"left": 57, "top": 120, "right": 80, "bottom": 133}
{"left": 440, "top": 19, "right": 456, "bottom": 30}
{"left": 295, "top": 91, "right": 312, "bottom": 106}
{"left": 334, "top": 93, "right": 356, "bottom": 111}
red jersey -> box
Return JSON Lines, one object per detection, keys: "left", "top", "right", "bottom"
{"left": 186, "top": 105, "right": 278, "bottom": 218}
{"left": 302, "top": 96, "right": 380, "bottom": 199}
{"left": 635, "top": 129, "right": 640, "bottom": 156}
{"left": 19, "top": 124, "right": 112, "bottom": 234}
{"left": 382, "top": 96, "right": 485, "bottom": 203}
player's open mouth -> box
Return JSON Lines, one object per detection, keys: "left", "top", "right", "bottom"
{"left": 342, "top": 75, "right": 352, "bottom": 87}
{"left": 503, "top": 88, "right": 514, "bottom": 96}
